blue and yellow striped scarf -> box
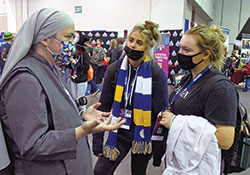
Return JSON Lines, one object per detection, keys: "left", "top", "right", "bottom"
{"left": 103, "top": 56, "right": 152, "bottom": 161}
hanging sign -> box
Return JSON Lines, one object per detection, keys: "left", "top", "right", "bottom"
{"left": 153, "top": 33, "right": 170, "bottom": 77}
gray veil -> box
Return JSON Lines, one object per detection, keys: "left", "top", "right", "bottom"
{"left": 0, "top": 8, "right": 73, "bottom": 170}
{"left": 0, "top": 8, "right": 74, "bottom": 85}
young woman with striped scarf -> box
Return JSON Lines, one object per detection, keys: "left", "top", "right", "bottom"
{"left": 93, "top": 21, "right": 169, "bottom": 175}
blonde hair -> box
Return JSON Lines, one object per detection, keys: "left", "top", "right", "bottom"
{"left": 129, "top": 20, "right": 160, "bottom": 58}
{"left": 109, "top": 39, "right": 117, "bottom": 50}
{"left": 186, "top": 24, "right": 226, "bottom": 69}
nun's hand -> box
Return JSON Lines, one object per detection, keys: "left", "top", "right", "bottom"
{"left": 82, "top": 103, "right": 111, "bottom": 121}
{"left": 83, "top": 116, "right": 125, "bottom": 133}
{"left": 75, "top": 116, "right": 125, "bottom": 139}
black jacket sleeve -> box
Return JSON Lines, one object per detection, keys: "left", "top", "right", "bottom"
{"left": 151, "top": 63, "right": 169, "bottom": 167}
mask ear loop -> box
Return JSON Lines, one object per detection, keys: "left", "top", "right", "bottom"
{"left": 46, "top": 46, "right": 54, "bottom": 55}
{"left": 192, "top": 50, "right": 204, "bottom": 57}
{"left": 46, "top": 37, "right": 62, "bottom": 55}
{"left": 193, "top": 50, "right": 205, "bottom": 65}
{"left": 39, "top": 40, "right": 56, "bottom": 55}
{"left": 50, "top": 37, "right": 61, "bottom": 44}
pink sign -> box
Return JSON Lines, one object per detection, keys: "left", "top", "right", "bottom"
{"left": 153, "top": 33, "right": 170, "bottom": 77}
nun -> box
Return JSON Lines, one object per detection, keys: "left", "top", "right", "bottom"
{"left": 0, "top": 8, "right": 124, "bottom": 175}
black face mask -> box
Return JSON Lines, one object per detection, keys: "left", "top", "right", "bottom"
{"left": 124, "top": 45, "right": 144, "bottom": 61}
{"left": 177, "top": 51, "right": 203, "bottom": 70}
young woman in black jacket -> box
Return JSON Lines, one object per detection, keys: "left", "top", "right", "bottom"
{"left": 71, "top": 33, "right": 90, "bottom": 109}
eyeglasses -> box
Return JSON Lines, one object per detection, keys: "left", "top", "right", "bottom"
{"left": 51, "top": 35, "right": 75, "bottom": 43}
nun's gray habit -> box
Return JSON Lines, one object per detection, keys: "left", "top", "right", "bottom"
{"left": 0, "top": 8, "right": 93, "bottom": 175}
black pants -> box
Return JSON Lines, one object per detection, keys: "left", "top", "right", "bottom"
{"left": 94, "top": 139, "right": 152, "bottom": 175}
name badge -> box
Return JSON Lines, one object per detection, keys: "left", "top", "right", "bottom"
{"left": 119, "top": 108, "right": 132, "bottom": 130}
{"left": 124, "top": 109, "right": 132, "bottom": 118}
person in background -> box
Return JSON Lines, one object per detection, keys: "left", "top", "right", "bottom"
{"left": 0, "top": 32, "right": 15, "bottom": 74}
{"left": 91, "top": 38, "right": 106, "bottom": 82}
{"left": 105, "top": 39, "right": 117, "bottom": 64}
{"left": 93, "top": 21, "right": 168, "bottom": 175}
{"left": 109, "top": 37, "right": 124, "bottom": 65}
{"left": 70, "top": 31, "right": 90, "bottom": 109}
{"left": 85, "top": 40, "right": 94, "bottom": 56}
{"left": 232, "top": 49, "right": 242, "bottom": 70}
{"left": 222, "top": 46, "right": 234, "bottom": 77}
{"left": 84, "top": 39, "right": 100, "bottom": 95}
{"left": 0, "top": 8, "right": 125, "bottom": 175}
{"left": 87, "top": 39, "right": 104, "bottom": 95}
{"left": 230, "top": 49, "right": 245, "bottom": 84}
{"left": 243, "top": 52, "right": 250, "bottom": 92}
{"left": 88, "top": 73, "right": 101, "bottom": 95}
{"left": 159, "top": 24, "right": 237, "bottom": 174}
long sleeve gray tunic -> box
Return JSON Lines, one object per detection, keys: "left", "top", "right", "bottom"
{"left": 0, "top": 51, "right": 93, "bottom": 175}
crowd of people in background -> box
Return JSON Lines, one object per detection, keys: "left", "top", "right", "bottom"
{"left": 1, "top": 30, "right": 249, "bottom": 96}
{"left": 222, "top": 46, "right": 250, "bottom": 92}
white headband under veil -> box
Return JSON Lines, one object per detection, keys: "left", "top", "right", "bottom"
{"left": 0, "top": 8, "right": 74, "bottom": 86}
{"left": 0, "top": 8, "right": 73, "bottom": 170}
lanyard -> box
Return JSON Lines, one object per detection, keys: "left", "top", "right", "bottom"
{"left": 49, "top": 64, "right": 79, "bottom": 112}
{"left": 124, "top": 64, "right": 139, "bottom": 108}
{"left": 170, "top": 65, "right": 211, "bottom": 106}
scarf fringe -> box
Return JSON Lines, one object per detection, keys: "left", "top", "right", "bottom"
{"left": 132, "top": 141, "right": 152, "bottom": 154}
{"left": 103, "top": 145, "right": 120, "bottom": 161}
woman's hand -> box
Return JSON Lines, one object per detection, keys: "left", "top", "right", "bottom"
{"left": 159, "top": 110, "right": 175, "bottom": 129}
{"left": 82, "top": 103, "right": 111, "bottom": 121}
{"left": 75, "top": 103, "right": 125, "bottom": 139}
